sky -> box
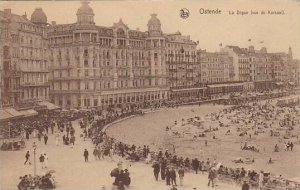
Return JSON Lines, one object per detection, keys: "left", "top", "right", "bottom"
{"left": 1, "top": 0, "right": 300, "bottom": 59}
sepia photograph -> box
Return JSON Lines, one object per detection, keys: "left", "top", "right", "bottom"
{"left": 0, "top": 0, "right": 300, "bottom": 190}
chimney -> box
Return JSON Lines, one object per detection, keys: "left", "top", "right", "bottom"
{"left": 22, "top": 12, "right": 27, "bottom": 19}
{"left": 4, "top": 9, "right": 12, "bottom": 18}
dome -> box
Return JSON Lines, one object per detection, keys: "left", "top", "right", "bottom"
{"left": 147, "top": 14, "right": 161, "bottom": 26}
{"left": 77, "top": 2, "right": 94, "bottom": 16}
{"left": 31, "top": 8, "right": 47, "bottom": 24}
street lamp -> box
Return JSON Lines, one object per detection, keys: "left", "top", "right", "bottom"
{"left": 32, "top": 142, "right": 37, "bottom": 176}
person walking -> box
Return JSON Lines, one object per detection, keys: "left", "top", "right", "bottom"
{"left": 170, "top": 167, "right": 177, "bottom": 186}
{"left": 24, "top": 151, "right": 31, "bottom": 165}
{"left": 178, "top": 166, "right": 184, "bottom": 186}
{"left": 84, "top": 149, "right": 89, "bottom": 162}
{"left": 39, "top": 154, "right": 45, "bottom": 169}
{"left": 152, "top": 161, "right": 160, "bottom": 181}
{"left": 44, "top": 153, "right": 48, "bottom": 168}
{"left": 37, "top": 132, "right": 42, "bottom": 141}
{"left": 208, "top": 168, "right": 216, "bottom": 187}
{"left": 161, "top": 159, "right": 167, "bottom": 180}
{"left": 192, "top": 158, "right": 199, "bottom": 174}
{"left": 44, "top": 134, "right": 48, "bottom": 145}
{"left": 165, "top": 167, "right": 171, "bottom": 186}
{"left": 55, "top": 132, "right": 60, "bottom": 146}
{"left": 93, "top": 147, "right": 99, "bottom": 160}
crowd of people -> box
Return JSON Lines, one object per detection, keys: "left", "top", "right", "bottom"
{"left": 80, "top": 97, "right": 300, "bottom": 190}
{"left": 17, "top": 172, "right": 55, "bottom": 190}
{"left": 2, "top": 90, "right": 299, "bottom": 190}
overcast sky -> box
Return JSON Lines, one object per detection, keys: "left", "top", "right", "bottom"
{"left": 2, "top": 0, "right": 300, "bottom": 59}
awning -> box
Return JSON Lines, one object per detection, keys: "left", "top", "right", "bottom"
{"left": 276, "top": 82, "right": 283, "bottom": 85}
{"left": 0, "top": 109, "right": 14, "bottom": 121}
{"left": 171, "top": 87, "right": 206, "bottom": 92}
{"left": 19, "top": 109, "right": 38, "bottom": 117}
{"left": 0, "top": 108, "right": 23, "bottom": 121}
{"left": 4, "top": 108, "right": 23, "bottom": 117}
{"left": 207, "top": 83, "right": 244, "bottom": 88}
{"left": 37, "top": 101, "right": 60, "bottom": 110}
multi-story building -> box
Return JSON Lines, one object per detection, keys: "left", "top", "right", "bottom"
{"left": 222, "top": 45, "right": 253, "bottom": 83}
{"left": 165, "top": 32, "right": 199, "bottom": 99}
{"left": 222, "top": 45, "right": 299, "bottom": 90}
{"left": 2, "top": 3, "right": 299, "bottom": 109}
{"left": 48, "top": 2, "right": 169, "bottom": 109}
{"left": 197, "top": 50, "right": 231, "bottom": 84}
{"left": 0, "top": 8, "right": 50, "bottom": 107}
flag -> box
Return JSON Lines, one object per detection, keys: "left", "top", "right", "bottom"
{"left": 219, "top": 43, "right": 222, "bottom": 47}
{"left": 248, "top": 39, "right": 252, "bottom": 42}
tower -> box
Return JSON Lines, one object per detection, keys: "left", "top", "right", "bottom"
{"left": 147, "top": 14, "right": 162, "bottom": 37}
{"left": 76, "top": 1, "right": 95, "bottom": 25}
{"left": 30, "top": 8, "right": 47, "bottom": 26}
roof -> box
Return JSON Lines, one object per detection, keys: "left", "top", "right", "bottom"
{"left": 0, "top": 108, "right": 23, "bottom": 121}
{"left": 37, "top": 101, "right": 60, "bottom": 110}
{"left": 18, "top": 109, "right": 38, "bottom": 117}
{"left": 147, "top": 13, "right": 161, "bottom": 26}
{"left": 0, "top": 10, "right": 32, "bottom": 24}
{"left": 226, "top": 45, "right": 248, "bottom": 55}
{"left": 0, "top": 109, "right": 14, "bottom": 121}
{"left": 171, "top": 87, "right": 206, "bottom": 92}
{"left": 31, "top": 8, "right": 47, "bottom": 24}
{"left": 77, "top": 2, "right": 94, "bottom": 15}
{"left": 207, "top": 83, "right": 244, "bottom": 88}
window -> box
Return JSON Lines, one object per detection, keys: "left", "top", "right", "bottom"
{"left": 84, "top": 60, "right": 89, "bottom": 67}
{"left": 85, "top": 82, "right": 89, "bottom": 90}
{"left": 85, "top": 70, "right": 89, "bottom": 77}
{"left": 84, "top": 49, "right": 88, "bottom": 56}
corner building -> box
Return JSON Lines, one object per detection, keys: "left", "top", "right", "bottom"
{"left": 48, "top": 2, "right": 173, "bottom": 109}
{"left": 0, "top": 8, "right": 50, "bottom": 107}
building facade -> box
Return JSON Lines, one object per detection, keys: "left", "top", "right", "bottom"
{"left": 48, "top": 2, "right": 170, "bottom": 109}
{"left": 165, "top": 32, "right": 199, "bottom": 99}
{"left": 197, "top": 50, "right": 231, "bottom": 84}
{"left": 1, "top": 3, "right": 299, "bottom": 109}
{"left": 0, "top": 8, "right": 50, "bottom": 107}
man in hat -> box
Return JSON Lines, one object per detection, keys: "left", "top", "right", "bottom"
{"left": 208, "top": 167, "right": 216, "bottom": 187}
{"left": 84, "top": 149, "right": 89, "bottom": 162}
{"left": 152, "top": 161, "right": 160, "bottom": 181}
{"left": 39, "top": 154, "right": 45, "bottom": 169}
{"left": 242, "top": 180, "right": 250, "bottom": 190}
{"left": 24, "top": 151, "right": 31, "bottom": 165}
{"left": 178, "top": 166, "right": 184, "bottom": 186}
{"left": 165, "top": 167, "right": 171, "bottom": 185}
{"left": 170, "top": 167, "right": 177, "bottom": 186}
{"left": 44, "top": 134, "right": 48, "bottom": 145}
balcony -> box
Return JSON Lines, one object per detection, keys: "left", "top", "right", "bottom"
{"left": 21, "top": 82, "right": 50, "bottom": 87}
{"left": 3, "top": 70, "right": 21, "bottom": 77}
{"left": 8, "top": 88, "right": 21, "bottom": 93}
{"left": 52, "top": 64, "right": 73, "bottom": 70}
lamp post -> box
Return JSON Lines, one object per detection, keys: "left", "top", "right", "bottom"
{"left": 32, "top": 142, "right": 37, "bottom": 175}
